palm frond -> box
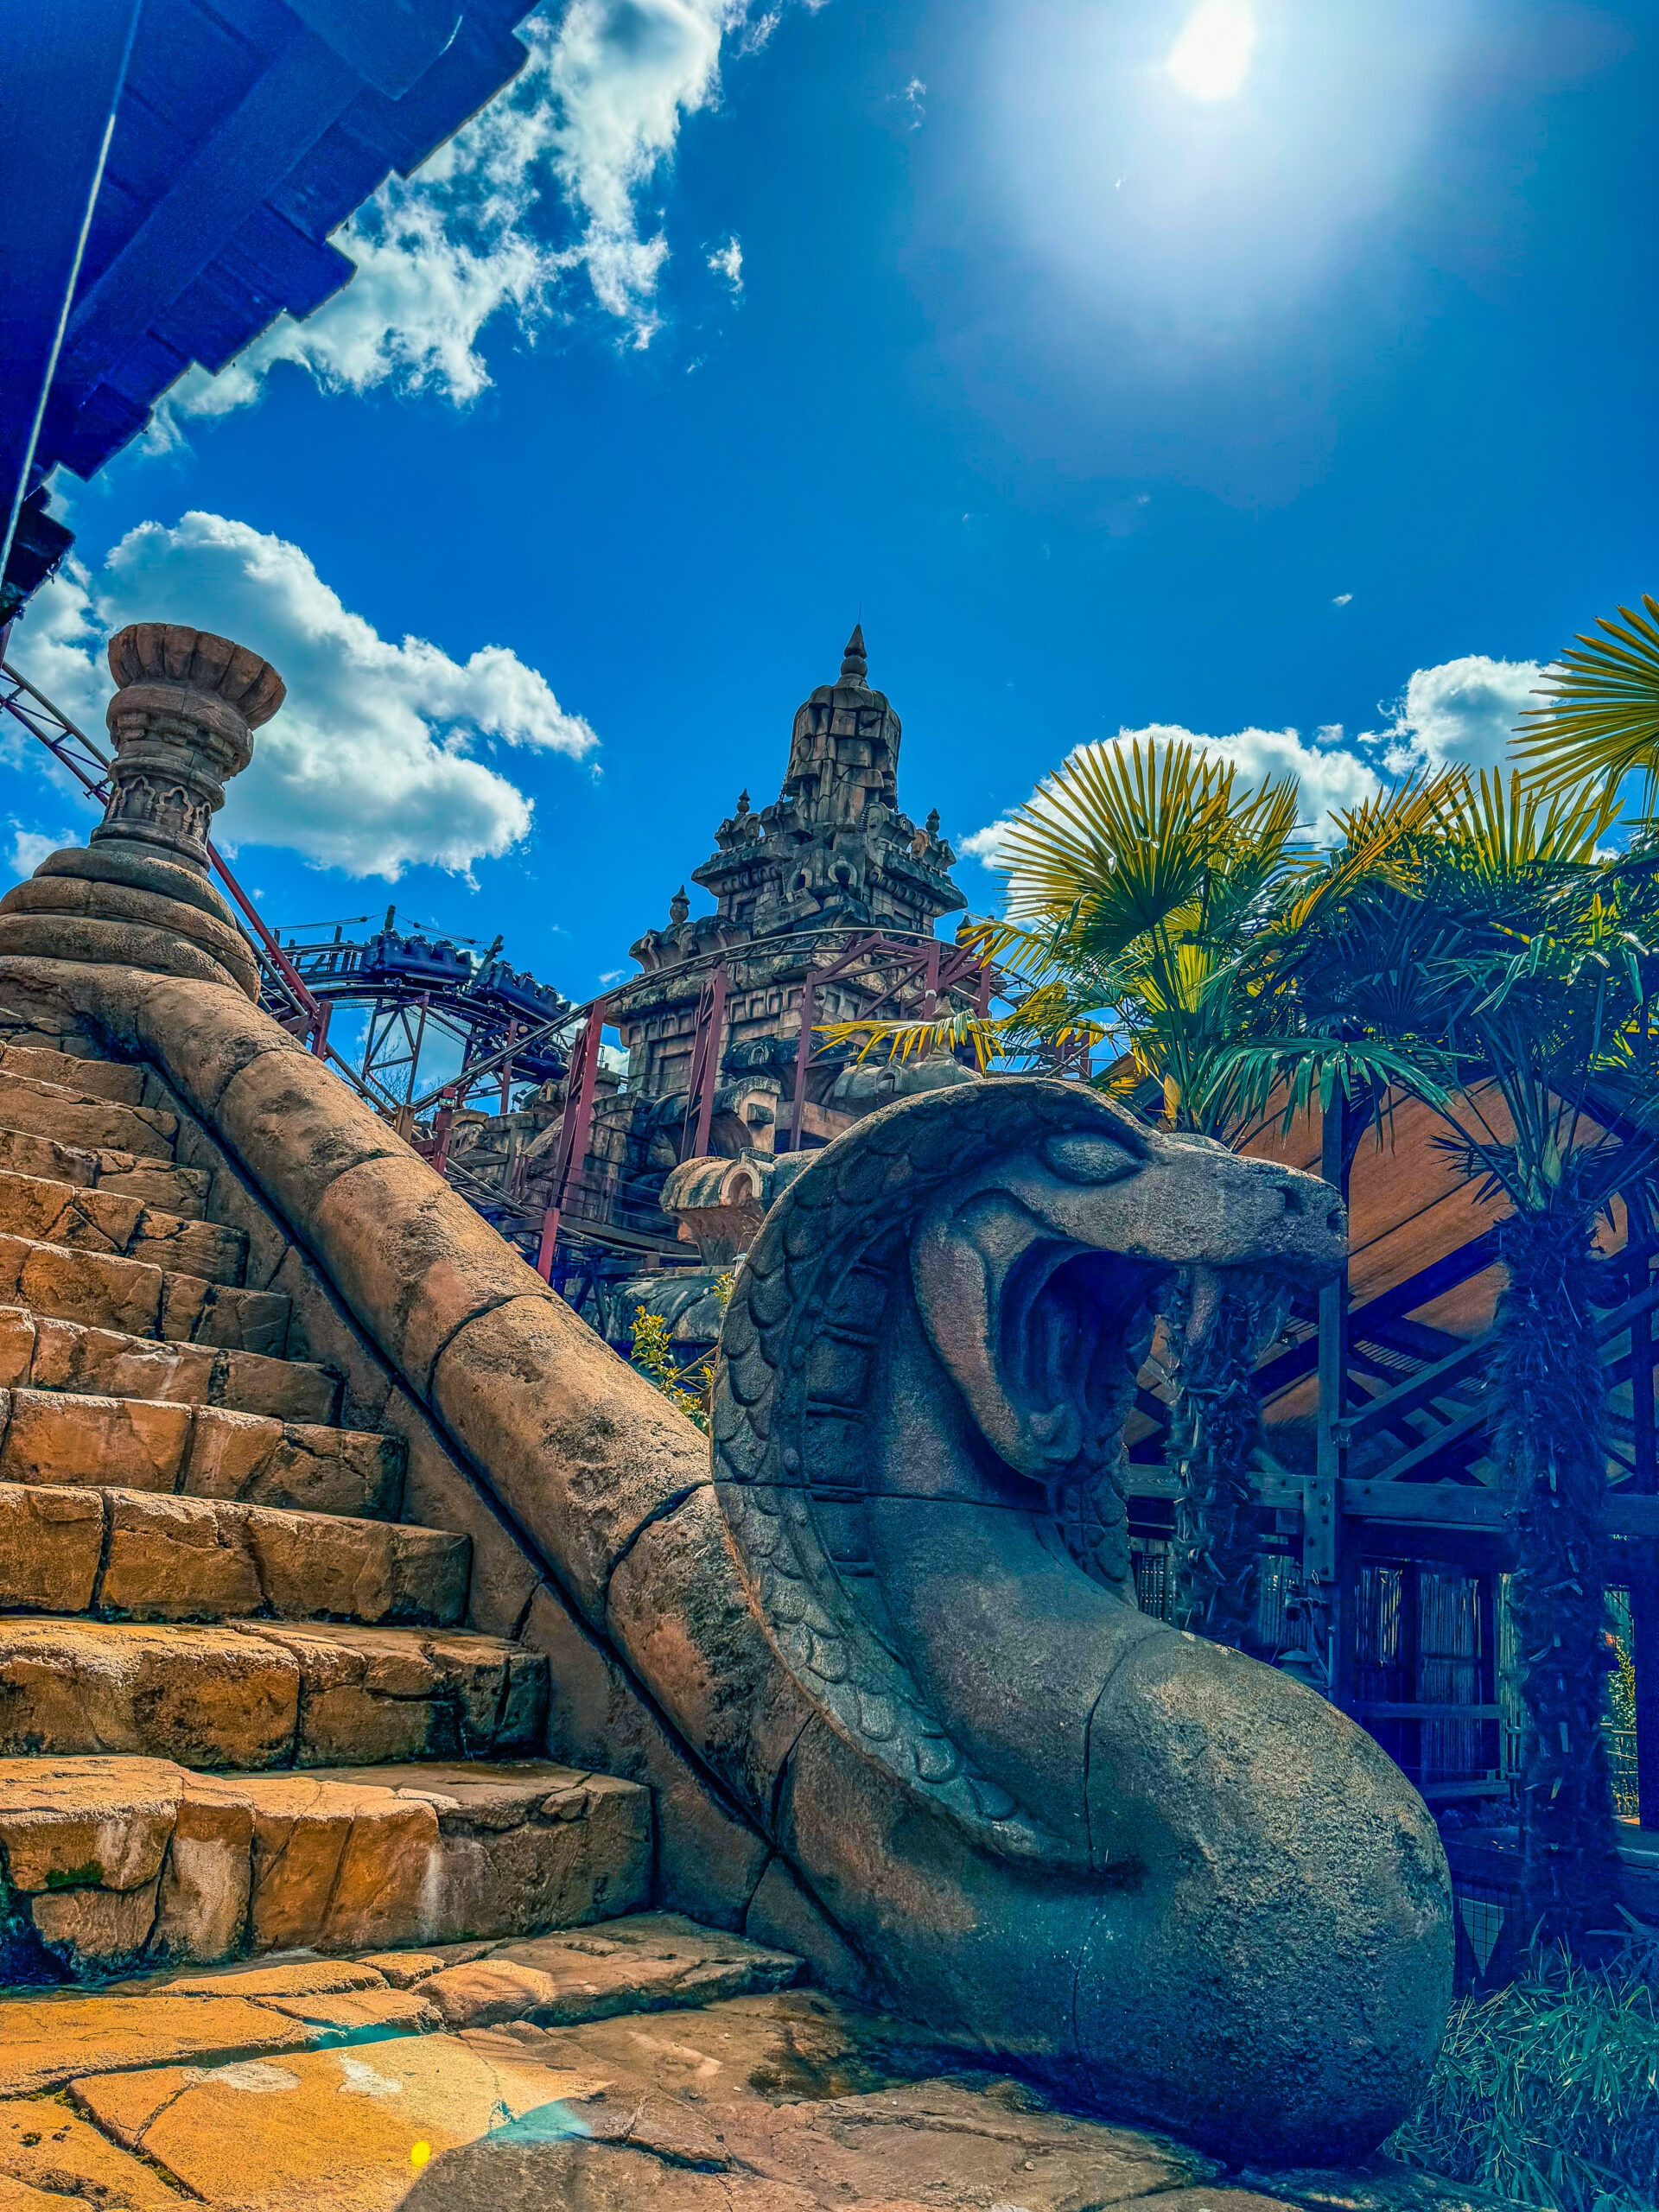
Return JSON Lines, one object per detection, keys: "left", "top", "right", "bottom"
{"left": 1516, "top": 594, "right": 1659, "bottom": 802}
{"left": 1276, "top": 769, "right": 1459, "bottom": 940}
{"left": 1429, "top": 768, "right": 1619, "bottom": 883}
{"left": 988, "top": 738, "right": 1311, "bottom": 967}
{"left": 1211, "top": 1036, "right": 1461, "bottom": 1136}
{"left": 814, "top": 1007, "right": 1021, "bottom": 1071}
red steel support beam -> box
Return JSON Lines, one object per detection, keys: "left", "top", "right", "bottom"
{"left": 537, "top": 996, "right": 608, "bottom": 1281}
{"left": 206, "top": 839, "right": 326, "bottom": 1048}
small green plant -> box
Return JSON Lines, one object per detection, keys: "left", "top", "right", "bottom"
{"left": 628, "top": 1273, "right": 734, "bottom": 1434}
{"left": 1388, "top": 1936, "right": 1659, "bottom": 2211}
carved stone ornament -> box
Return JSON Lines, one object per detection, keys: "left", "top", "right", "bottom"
{"left": 711, "top": 1076, "right": 1452, "bottom": 2164}
{"left": 96, "top": 621, "right": 284, "bottom": 868}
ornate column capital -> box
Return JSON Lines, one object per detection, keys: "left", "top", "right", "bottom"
{"left": 93, "top": 624, "right": 285, "bottom": 871}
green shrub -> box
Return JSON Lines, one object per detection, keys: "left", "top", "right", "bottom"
{"left": 628, "top": 1273, "right": 734, "bottom": 1434}
{"left": 1388, "top": 1939, "right": 1659, "bottom": 2211}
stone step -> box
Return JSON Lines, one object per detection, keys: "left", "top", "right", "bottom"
{"left": 0, "top": 1124, "right": 210, "bottom": 1217}
{"left": 0, "top": 1230, "right": 287, "bottom": 1353}
{"left": 0, "top": 1039, "right": 146, "bottom": 1105}
{"left": 0, "top": 1482, "right": 467, "bottom": 1625}
{"left": 0, "top": 1167, "right": 245, "bottom": 1284}
{"left": 0, "top": 1618, "right": 546, "bottom": 1770}
{"left": 0, "top": 1304, "right": 337, "bottom": 1423}
{"left": 0, "top": 1380, "right": 399, "bottom": 1516}
{"left": 0, "top": 1758, "right": 655, "bottom": 1987}
{"left": 0, "top": 1070, "right": 177, "bottom": 1160}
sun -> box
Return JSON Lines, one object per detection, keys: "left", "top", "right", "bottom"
{"left": 1166, "top": 0, "right": 1257, "bottom": 102}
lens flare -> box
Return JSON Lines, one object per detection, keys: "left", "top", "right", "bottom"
{"left": 1166, "top": 0, "right": 1256, "bottom": 99}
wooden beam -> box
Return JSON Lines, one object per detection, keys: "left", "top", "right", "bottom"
{"left": 1256, "top": 1229, "right": 1498, "bottom": 1402}
{"left": 1306, "top": 1096, "right": 1351, "bottom": 1692}
{"left": 1365, "top": 1396, "right": 1489, "bottom": 1484}
{"left": 1335, "top": 1335, "right": 1489, "bottom": 1447}
{"left": 0, "top": 0, "right": 142, "bottom": 568}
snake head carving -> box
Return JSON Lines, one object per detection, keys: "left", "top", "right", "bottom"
{"left": 712, "top": 1077, "right": 1451, "bottom": 2166}
{"left": 910, "top": 1115, "right": 1344, "bottom": 1500}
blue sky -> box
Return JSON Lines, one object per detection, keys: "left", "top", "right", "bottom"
{"left": 9, "top": 0, "right": 1656, "bottom": 1001}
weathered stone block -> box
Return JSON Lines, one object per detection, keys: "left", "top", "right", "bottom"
{"left": 423, "top": 1776, "right": 651, "bottom": 1942}
{"left": 100, "top": 1490, "right": 263, "bottom": 1619}
{"left": 0, "top": 1621, "right": 301, "bottom": 1766}
{"left": 0, "top": 1070, "right": 175, "bottom": 1157}
{"left": 233, "top": 1622, "right": 546, "bottom": 1767}
{"left": 1, "top": 1385, "right": 193, "bottom": 1490}
{"left": 68, "top": 2034, "right": 606, "bottom": 2208}
{"left": 151, "top": 1777, "right": 254, "bottom": 1962}
{"left": 157, "top": 1274, "right": 288, "bottom": 1356}
{"left": 0, "top": 1039, "right": 145, "bottom": 1103}
{"left": 0, "top": 1992, "right": 309, "bottom": 2097}
{"left": 241, "top": 1773, "right": 441, "bottom": 1952}
{"left": 0, "top": 2095, "right": 183, "bottom": 2211}
{"left": 30, "top": 1872, "right": 161, "bottom": 1970}
{"left": 243, "top": 1506, "right": 467, "bottom": 1624}
{"left": 0, "top": 1235, "right": 163, "bottom": 1337}
{"left": 0, "top": 1168, "right": 143, "bottom": 1255}
{"left": 183, "top": 1407, "right": 399, "bottom": 1516}
{"left": 0, "top": 1481, "right": 103, "bottom": 1611}
{"left": 0, "top": 1755, "right": 181, "bottom": 1891}
{"left": 0, "top": 1126, "right": 100, "bottom": 1188}
{"left": 95, "top": 1156, "right": 212, "bottom": 1214}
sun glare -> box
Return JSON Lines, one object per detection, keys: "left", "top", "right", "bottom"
{"left": 1166, "top": 0, "right": 1256, "bottom": 101}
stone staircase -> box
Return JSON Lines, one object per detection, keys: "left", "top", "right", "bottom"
{"left": 0, "top": 620, "right": 1492, "bottom": 2212}
{"left": 0, "top": 1031, "right": 651, "bottom": 1986}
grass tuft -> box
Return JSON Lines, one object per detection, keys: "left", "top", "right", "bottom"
{"left": 1388, "top": 1934, "right": 1659, "bottom": 2212}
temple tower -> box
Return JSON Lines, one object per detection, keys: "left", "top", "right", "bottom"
{"left": 567, "top": 632, "right": 973, "bottom": 1239}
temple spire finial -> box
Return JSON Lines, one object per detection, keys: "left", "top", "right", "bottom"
{"left": 839, "top": 624, "right": 868, "bottom": 686}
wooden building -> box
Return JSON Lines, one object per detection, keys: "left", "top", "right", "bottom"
{"left": 1122, "top": 1088, "right": 1658, "bottom": 1981}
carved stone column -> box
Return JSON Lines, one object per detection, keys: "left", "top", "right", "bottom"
{"left": 94, "top": 623, "right": 283, "bottom": 870}
{"left": 0, "top": 624, "right": 284, "bottom": 999}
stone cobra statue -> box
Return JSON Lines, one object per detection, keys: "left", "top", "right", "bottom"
{"left": 711, "top": 1076, "right": 1452, "bottom": 2164}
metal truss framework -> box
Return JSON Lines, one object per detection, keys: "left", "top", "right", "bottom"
{"left": 0, "top": 658, "right": 594, "bottom": 1269}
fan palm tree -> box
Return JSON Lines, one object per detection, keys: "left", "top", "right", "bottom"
{"left": 1228, "top": 771, "right": 1659, "bottom": 1948}
{"left": 826, "top": 739, "right": 1439, "bottom": 1653}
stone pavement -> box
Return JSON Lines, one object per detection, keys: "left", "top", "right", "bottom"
{"left": 0, "top": 1964, "right": 1513, "bottom": 2212}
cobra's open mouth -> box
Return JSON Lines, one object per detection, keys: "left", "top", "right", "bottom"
{"left": 1001, "top": 1243, "right": 1168, "bottom": 1473}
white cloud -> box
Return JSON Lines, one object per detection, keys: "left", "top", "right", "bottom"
{"left": 898, "top": 76, "right": 926, "bottom": 127}
{"left": 964, "top": 652, "right": 1554, "bottom": 874}
{"left": 739, "top": 9, "right": 781, "bottom": 52}
{"left": 707, "top": 234, "right": 744, "bottom": 292}
{"left": 14, "top": 512, "right": 595, "bottom": 880}
{"left": 154, "top": 0, "right": 812, "bottom": 431}
{"left": 1332, "top": 592, "right": 1352, "bottom": 607}
{"left": 8, "top": 830, "right": 67, "bottom": 880}
{"left": 1366, "top": 655, "right": 1542, "bottom": 777}
{"left": 964, "top": 721, "right": 1382, "bottom": 868}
